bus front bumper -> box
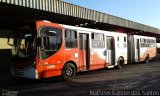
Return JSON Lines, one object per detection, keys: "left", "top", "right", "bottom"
{"left": 11, "top": 67, "right": 38, "bottom": 79}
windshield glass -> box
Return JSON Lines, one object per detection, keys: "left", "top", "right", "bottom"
{"left": 12, "top": 25, "right": 36, "bottom": 58}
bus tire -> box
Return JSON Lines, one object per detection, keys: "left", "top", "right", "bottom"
{"left": 145, "top": 54, "right": 150, "bottom": 64}
{"left": 116, "top": 57, "right": 124, "bottom": 69}
{"left": 62, "top": 63, "right": 76, "bottom": 80}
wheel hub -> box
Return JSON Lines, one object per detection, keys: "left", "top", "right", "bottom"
{"left": 66, "top": 67, "right": 73, "bottom": 76}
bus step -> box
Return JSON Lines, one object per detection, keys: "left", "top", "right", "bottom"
{"left": 107, "top": 66, "right": 114, "bottom": 68}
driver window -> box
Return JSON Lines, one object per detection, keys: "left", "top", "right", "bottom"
{"left": 40, "top": 26, "right": 62, "bottom": 59}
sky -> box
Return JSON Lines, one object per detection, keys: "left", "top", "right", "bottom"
{"left": 64, "top": 0, "right": 160, "bottom": 29}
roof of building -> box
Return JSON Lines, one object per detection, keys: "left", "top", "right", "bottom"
{"left": 0, "top": 0, "right": 160, "bottom": 34}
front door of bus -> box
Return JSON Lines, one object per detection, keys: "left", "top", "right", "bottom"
{"left": 135, "top": 39, "right": 140, "bottom": 61}
{"left": 106, "top": 36, "right": 114, "bottom": 65}
{"left": 79, "top": 33, "right": 90, "bottom": 70}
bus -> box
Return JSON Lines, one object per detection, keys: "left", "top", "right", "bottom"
{"left": 8, "top": 20, "right": 157, "bottom": 80}
{"left": 156, "top": 43, "right": 160, "bottom": 53}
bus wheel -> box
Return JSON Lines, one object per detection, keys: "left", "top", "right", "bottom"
{"left": 116, "top": 57, "right": 124, "bottom": 69}
{"left": 62, "top": 63, "right": 76, "bottom": 80}
{"left": 145, "top": 54, "right": 150, "bottom": 64}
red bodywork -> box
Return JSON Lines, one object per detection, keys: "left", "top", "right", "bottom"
{"left": 12, "top": 21, "right": 157, "bottom": 79}
{"left": 35, "top": 21, "right": 109, "bottom": 79}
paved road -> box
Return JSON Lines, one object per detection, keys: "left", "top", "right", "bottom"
{"left": 0, "top": 56, "right": 160, "bottom": 96}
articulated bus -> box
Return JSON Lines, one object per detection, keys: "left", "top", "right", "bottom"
{"left": 156, "top": 43, "right": 160, "bottom": 53}
{"left": 9, "top": 21, "right": 157, "bottom": 80}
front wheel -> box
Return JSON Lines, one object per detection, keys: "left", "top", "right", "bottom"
{"left": 62, "top": 63, "right": 76, "bottom": 80}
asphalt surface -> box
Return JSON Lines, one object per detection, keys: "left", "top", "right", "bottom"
{"left": 0, "top": 55, "right": 160, "bottom": 96}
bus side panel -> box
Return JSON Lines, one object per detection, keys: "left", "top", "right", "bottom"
{"left": 140, "top": 47, "right": 148, "bottom": 61}
{"left": 115, "top": 35, "right": 128, "bottom": 65}
{"left": 140, "top": 47, "right": 157, "bottom": 61}
{"left": 38, "top": 49, "right": 65, "bottom": 79}
{"left": 38, "top": 48, "right": 80, "bottom": 79}
{"left": 64, "top": 48, "right": 79, "bottom": 68}
{"left": 148, "top": 48, "right": 157, "bottom": 58}
{"left": 90, "top": 48, "right": 107, "bottom": 70}
{"left": 134, "top": 35, "right": 156, "bottom": 62}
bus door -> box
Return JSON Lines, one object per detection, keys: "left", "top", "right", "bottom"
{"left": 106, "top": 36, "right": 114, "bottom": 66}
{"left": 135, "top": 39, "right": 140, "bottom": 61}
{"left": 79, "top": 33, "right": 90, "bottom": 70}
{"left": 127, "top": 34, "right": 135, "bottom": 63}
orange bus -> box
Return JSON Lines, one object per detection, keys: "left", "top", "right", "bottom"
{"left": 9, "top": 20, "right": 157, "bottom": 80}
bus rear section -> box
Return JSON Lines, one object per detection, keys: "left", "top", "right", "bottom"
{"left": 156, "top": 43, "right": 160, "bottom": 53}
{"left": 127, "top": 34, "right": 157, "bottom": 63}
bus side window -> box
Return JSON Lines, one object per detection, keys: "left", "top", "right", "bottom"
{"left": 65, "top": 29, "right": 78, "bottom": 48}
{"left": 40, "top": 26, "right": 62, "bottom": 59}
{"left": 91, "top": 33, "right": 105, "bottom": 48}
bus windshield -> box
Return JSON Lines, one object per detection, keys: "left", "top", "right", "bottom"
{"left": 12, "top": 25, "right": 36, "bottom": 58}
